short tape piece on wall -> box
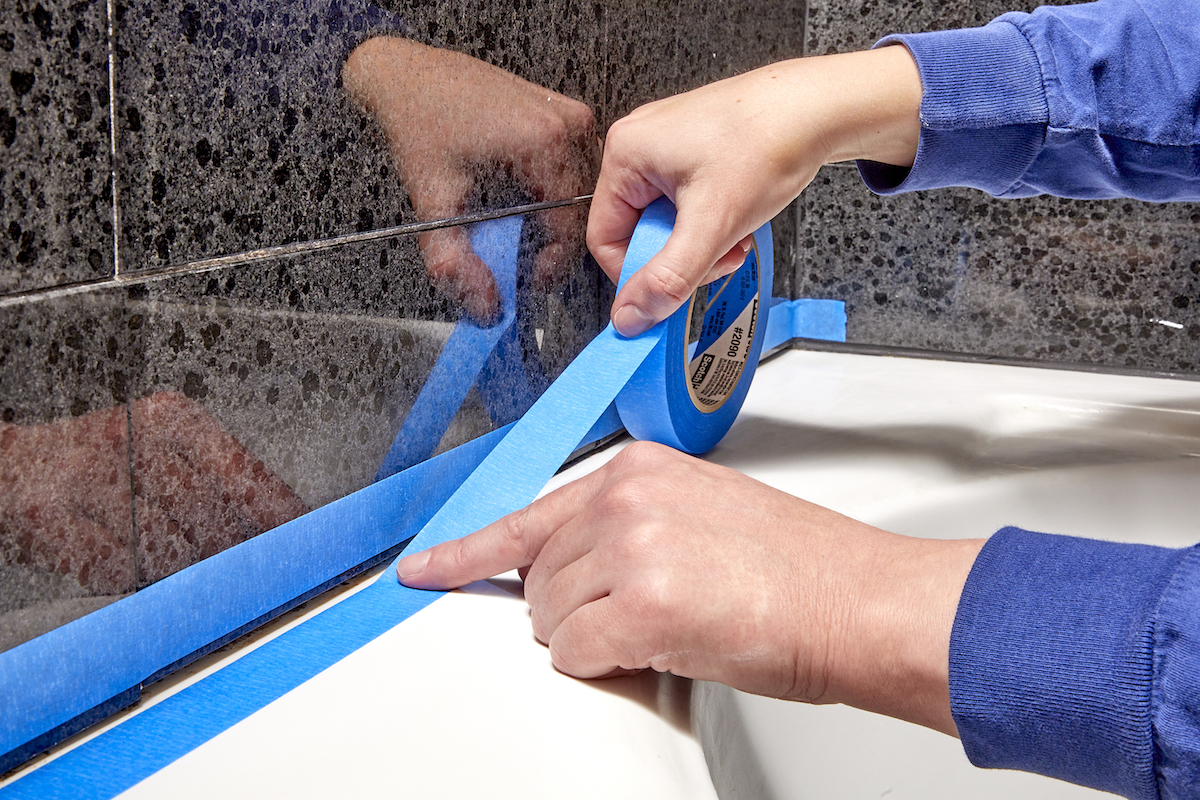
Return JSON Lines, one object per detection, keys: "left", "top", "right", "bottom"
{"left": 764, "top": 297, "right": 847, "bottom": 351}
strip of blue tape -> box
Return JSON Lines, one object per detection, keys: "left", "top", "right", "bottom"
{"left": 1, "top": 202, "right": 846, "bottom": 795}
{"left": 375, "top": 215, "right": 539, "bottom": 480}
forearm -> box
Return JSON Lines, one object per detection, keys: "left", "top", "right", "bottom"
{"left": 950, "top": 529, "right": 1199, "bottom": 798}
{"left": 814, "top": 528, "right": 983, "bottom": 737}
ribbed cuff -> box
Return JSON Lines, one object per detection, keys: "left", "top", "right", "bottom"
{"left": 950, "top": 527, "right": 1182, "bottom": 800}
{"left": 1152, "top": 546, "right": 1200, "bottom": 798}
{"left": 858, "top": 21, "right": 1048, "bottom": 196}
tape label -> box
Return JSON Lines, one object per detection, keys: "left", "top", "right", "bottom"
{"left": 686, "top": 245, "right": 760, "bottom": 412}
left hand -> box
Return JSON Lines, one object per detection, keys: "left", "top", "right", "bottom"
{"left": 397, "top": 441, "right": 981, "bottom": 735}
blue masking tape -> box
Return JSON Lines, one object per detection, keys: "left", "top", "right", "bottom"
{"left": 0, "top": 214, "right": 628, "bottom": 775}
{"left": 0, "top": 416, "right": 511, "bottom": 769}
{"left": 0, "top": 196, "right": 771, "bottom": 796}
{"left": 763, "top": 297, "right": 847, "bottom": 350}
{"left": 2, "top": 201, "right": 855, "bottom": 797}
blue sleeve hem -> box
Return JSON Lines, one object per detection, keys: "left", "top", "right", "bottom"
{"left": 949, "top": 527, "right": 1185, "bottom": 799}
{"left": 1152, "top": 546, "right": 1200, "bottom": 799}
{"left": 857, "top": 22, "right": 1048, "bottom": 197}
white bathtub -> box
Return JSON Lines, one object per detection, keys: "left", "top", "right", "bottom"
{"left": 9, "top": 348, "right": 1198, "bottom": 798}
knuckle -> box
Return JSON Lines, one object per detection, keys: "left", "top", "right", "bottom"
{"left": 609, "top": 522, "right": 660, "bottom": 564}
{"left": 498, "top": 506, "right": 540, "bottom": 566}
{"left": 615, "top": 440, "right": 676, "bottom": 471}
{"left": 596, "top": 476, "right": 653, "bottom": 518}
{"left": 645, "top": 262, "right": 694, "bottom": 308}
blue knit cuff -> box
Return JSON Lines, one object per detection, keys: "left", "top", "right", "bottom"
{"left": 1152, "top": 546, "right": 1200, "bottom": 797}
{"left": 950, "top": 527, "right": 1182, "bottom": 799}
{"left": 858, "top": 21, "right": 1048, "bottom": 197}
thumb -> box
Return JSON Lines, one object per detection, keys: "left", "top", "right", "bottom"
{"left": 610, "top": 214, "right": 750, "bottom": 337}
{"left": 417, "top": 226, "right": 501, "bottom": 325}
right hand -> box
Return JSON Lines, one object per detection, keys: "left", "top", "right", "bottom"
{"left": 590, "top": 46, "right": 922, "bottom": 336}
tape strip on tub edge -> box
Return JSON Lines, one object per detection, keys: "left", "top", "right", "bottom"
{"left": 1, "top": 215, "right": 846, "bottom": 796}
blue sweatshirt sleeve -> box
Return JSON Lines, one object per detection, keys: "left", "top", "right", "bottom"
{"left": 858, "top": 0, "right": 1200, "bottom": 202}
{"left": 950, "top": 527, "right": 1200, "bottom": 799}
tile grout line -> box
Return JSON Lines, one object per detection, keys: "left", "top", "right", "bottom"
{"left": 0, "top": 196, "right": 593, "bottom": 308}
{"left": 105, "top": 0, "right": 121, "bottom": 279}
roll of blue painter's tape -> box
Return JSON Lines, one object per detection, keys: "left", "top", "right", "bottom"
{"left": 616, "top": 198, "right": 773, "bottom": 453}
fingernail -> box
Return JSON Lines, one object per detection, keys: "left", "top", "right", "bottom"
{"left": 397, "top": 550, "right": 430, "bottom": 582}
{"left": 613, "top": 304, "right": 655, "bottom": 337}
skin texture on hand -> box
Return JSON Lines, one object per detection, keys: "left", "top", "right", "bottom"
{"left": 398, "top": 441, "right": 983, "bottom": 736}
{"left": 0, "top": 393, "right": 309, "bottom": 593}
{"left": 343, "top": 37, "right": 599, "bottom": 324}
{"left": 590, "top": 45, "right": 922, "bottom": 336}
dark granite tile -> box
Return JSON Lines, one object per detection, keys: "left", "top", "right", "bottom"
{"left": 0, "top": 0, "right": 113, "bottom": 294}
{"left": 798, "top": 167, "right": 1200, "bottom": 373}
{"left": 804, "top": 0, "right": 1073, "bottom": 55}
{"left": 603, "top": 0, "right": 805, "bottom": 127}
{"left": 771, "top": 202, "right": 799, "bottom": 301}
{"left": 0, "top": 288, "right": 136, "bottom": 652}
{"left": 125, "top": 210, "right": 604, "bottom": 584}
{"left": 113, "top": 0, "right": 604, "bottom": 272}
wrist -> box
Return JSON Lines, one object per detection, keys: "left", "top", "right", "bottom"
{"left": 816, "top": 46, "right": 921, "bottom": 168}
{"left": 828, "top": 530, "right": 984, "bottom": 736}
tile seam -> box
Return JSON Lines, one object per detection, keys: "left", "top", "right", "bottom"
{"left": 0, "top": 196, "right": 592, "bottom": 308}
{"left": 106, "top": 0, "right": 121, "bottom": 279}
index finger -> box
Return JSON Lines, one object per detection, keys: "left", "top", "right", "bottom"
{"left": 586, "top": 154, "right": 665, "bottom": 286}
{"left": 396, "top": 460, "right": 609, "bottom": 590}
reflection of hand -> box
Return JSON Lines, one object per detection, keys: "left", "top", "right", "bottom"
{"left": 343, "top": 38, "right": 599, "bottom": 324}
{"left": 590, "top": 46, "right": 922, "bottom": 336}
{"left": 0, "top": 393, "right": 308, "bottom": 594}
{"left": 398, "top": 441, "right": 983, "bottom": 735}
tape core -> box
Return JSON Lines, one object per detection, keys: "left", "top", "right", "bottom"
{"left": 684, "top": 242, "right": 761, "bottom": 413}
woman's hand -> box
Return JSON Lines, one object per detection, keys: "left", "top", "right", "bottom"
{"left": 590, "top": 46, "right": 922, "bottom": 336}
{"left": 398, "top": 441, "right": 981, "bottom": 736}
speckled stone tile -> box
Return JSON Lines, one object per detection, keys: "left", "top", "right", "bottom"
{"left": 798, "top": 167, "right": 1200, "bottom": 373}
{"left": 112, "top": 0, "right": 604, "bottom": 271}
{"left": 0, "top": 0, "right": 113, "bottom": 294}
{"left": 603, "top": 0, "right": 804, "bottom": 126}
{"left": 0, "top": 288, "right": 136, "bottom": 652}
{"left": 804, "top": 0, "right": 1072, "bottom": 55}
{"left": 125, "top": 210, "right": 604, "bottom": 584}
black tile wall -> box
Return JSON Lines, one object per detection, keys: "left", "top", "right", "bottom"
{"left": 112, "top": 0, "right": 605, "bottom": 272}
{"left": 799, "top": 169, "right": 1200, "bottom": 371}
{"left": 0, "top": 288, "right": 135, "bottom": 651}
{"left": 1, "top": 0, "right": 113, "bottom": 294}
{"left": 800, "top": 0, "right": 1200, "bottom": 372}
{"left": 127, "top": 214, "right": 604, "bottom": 520}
